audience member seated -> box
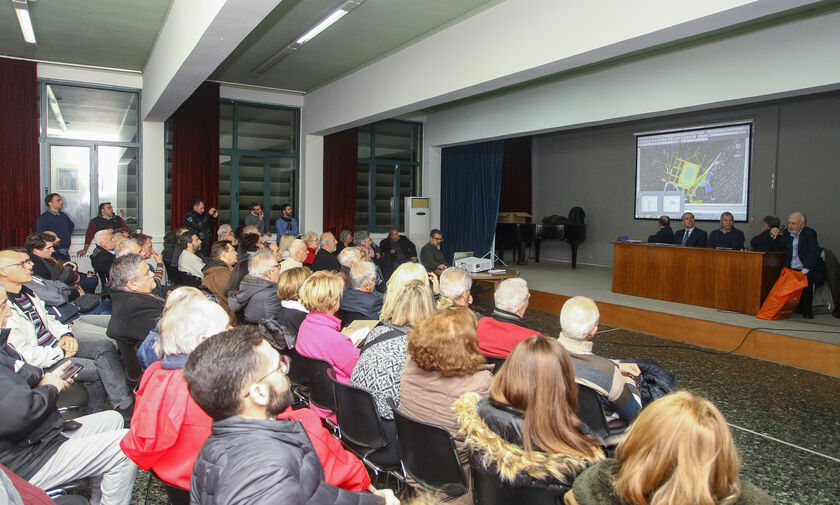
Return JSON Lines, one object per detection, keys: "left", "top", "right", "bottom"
{"left": 477, "top": 278, "right": 540, "bottom": 357}
{"left": 107, "top": 254, "right": 166, "bottom": 384}
{"left": 557, "top": 296, "right": 640, "bottom": 425}
{"left": 177, "top": 231, "right": 205, "bottom": 279}
{"left": 132, "top": 233, "right": 169, "bottom": 296}
{"left": 37, "top": 231, "right": 99, "bottom": 294}
{"left": 216, "top": 223, "right": 238, "bottom": 247}
{"left": 135, "top": 287, "right": 208, "bottom": 370}
{"left": 567, "top": 391, "right": 772, "bottom": 505}
{"left": 646, "top": 215, "right": 674, "bottom": 244}
{"left": 351, "top": 280, "right": 435, "bottom": 466}
{"left": 295, "top": 271, "right": 358, "bottom": 419}
{"left": 353, "top": 230, "right": 380, "bottom": 262}
{"left": 280, "top": 239, "right": 308, "bottom": 273}
{"left": 267, "top": 267, "right": 311, "bottom": 335}
{"left": 1, "top": 253, "right": 133, "bottom": 416}
{"left": 708, "top": 212, "right": 745, "bottom": 250}
{"left": 420, "top": 229, "right": 447, "bottom": 275}
{"left": 312, "top": 232, "right": 341, "bottom": 272}
{"left": 223, "top": 259, "right": 250, "bottom": 324}
{"left": 232, "top": 250, "right": 282, "bottom": 325}
{"left": 120, "top": 298, "right": 230, "bottom": 490}
{"left": 90, "top": 229, "right": 117, "bottom": 285}
{"left": 162, "top": 227, "right": 187, "bottom": 268}
{"left": 183, "top": 328, "right": 390, "bottom": 505}
{"left": 674, "top": 212, "right": 707, "bottom": 247}
{"left": 456, "top": 337, "right": 604, "bottom": 500}
{"left": 438, "top": 266, "right": 473, "bottom": 308}
{"left": 340, "top": 262, "right": 384, "bottom": 321}
{"left": 237, "top": 232, "right": 263, "bottom": 260}
{"left": 25, "top": 232, "right": 84, "bottom": 305}
{"left": 771, "top": 211, "right": 825, "bottom": 319}
{"left": 301, "top": 231, "right": 319, "bottom": 265}
{"left": 201, "top": 240, "right": 239, "bottom": 325}
{"left": 114, "top": 238, "right": 142, "bottom": 258}
{"left": 0, "top": 315, "right": 138, "bottom": 505}
{"left": 399, "top": 306, "right": 493, "bottom": 495}
{"left": 379, "top": 228, "right": 418, "bottom": 279}
{"left": 337, "top": 246, "right": 362, "bottom": 286}
{"left": 387, "top": 261, "right": 440, "bottom": 299}
{"left": 276, "top": 233, "right": 296, "bottom": 260}
{"left": 749, "top": 215, "right": 781, "bottom": 252}
{"left": 336, "top": 229, "right": 353, "bottom": 254}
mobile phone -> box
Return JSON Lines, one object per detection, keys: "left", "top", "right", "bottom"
{"left": 60, "top": 364, "right": 83, "bottom": 380}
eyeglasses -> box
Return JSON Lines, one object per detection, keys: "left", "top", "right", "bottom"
{"left": 1, "top": 259, "right": 33, "bottom": 269}
{"left": 244, "top": 354, "right": 290, "bottom": 398}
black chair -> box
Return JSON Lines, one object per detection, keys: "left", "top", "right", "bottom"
{"left": 326, "top": 369, "right": 403, "bottom": 481}
{"left": 295, "top": 354, "right": 338, "bottom": 430}
{"left": 56, "top": 383, "right": 89, "bottom": 420}
{"left": 282, "top": 348, "right": 310, "bottom": 406}
{"left": 470, "top": 467, "right": 558, "bottom": 505}
{"left": 576, "top": 384, "right": 625, "bottom": 449}
{"left": 481, "top": 355, "right": 506, "bottom": 374}
{"left": 152, "top": 470, "right": 190, "bottom": 505}
{"left": 335, "top": 309, "right": 369, "bottom": 328}
{"left": 179, "top": 273, "right": 203, "bottom": 288}
{"left": 391, "top": 403, "right": 468, "bottom": 500}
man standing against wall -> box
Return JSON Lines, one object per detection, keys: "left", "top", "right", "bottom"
{"left": 35, "top": 194, "right": 74, "bottom": 261}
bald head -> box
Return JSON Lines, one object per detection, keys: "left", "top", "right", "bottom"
{"left": 289, "top": 239, "right": 307, "bottom": 262}
{"left": 559, "top": 296, "right": 600, "bottom": 341}
{"left": 0, "top": 250, "right": 34, "bottom": 290}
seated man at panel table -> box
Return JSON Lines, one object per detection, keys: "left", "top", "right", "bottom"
{"left": 674, "top": 212, "right": 707, "bottom": 247}
{"left": 557, "top": 296, "right": 640, "bottom": 426}
{"left": 770, "top": 211, "right": 825, "bottom": 319}
{"left": 340, "top": 261, "right": 384, "bottom": 321}
{"left": 647, "top": 215, "right": 675, "bottom": 244}
{"left": 420, "top": 229, "right": 447, "bottom": 276}
{"left": 707, "top": 212, "right": 745, "bottom": 250}
{"left": 749, "top": 215, "right": 781, "bottom": 252}
{"left": 476, "top": 278, "right": 540, "bottom": 357}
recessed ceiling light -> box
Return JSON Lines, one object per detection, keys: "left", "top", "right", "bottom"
{"left": 11, "top": 0, "right": 36, "bottom": 45}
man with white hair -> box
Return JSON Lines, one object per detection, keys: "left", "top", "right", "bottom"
{"left": 114, "top": 238, "right": 142, "bottom": 258}
{"left": 233, "top": 250, "right": 282, "bottom": 324}
{"left": 476, "top": 278, "right": 540, "bottom": 357}
{"left": 337, "top": 246, "right": 362, "bottom": 286}
{"left": 558, "top": 296, "right": 640, "bottom": 423}
{"left": 279, "top": 239, "right": 307, "bottom": 273}
{"left": 438, "top": 266, "right": 472, "bottom": 308}
{"left": 312, "top": 232, "right": 340, "bottom": 272}
{"left": 120, "top": 297, "right": 230, "bottom": 490}
{"left": 769, "top": 211, "right": 825, "bottom": 319}
{"left": 90, "top": 228, "right": 117, "bottom": 285}
{"left": 339, "top": 262, "right": 384, "bottom": 320}
{"left": 216, "top": 224, "right": 239, "bottom": 247}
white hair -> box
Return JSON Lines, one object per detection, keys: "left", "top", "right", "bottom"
{"left": 559, "top": 296, "right": 600, "bottom": 341}
{"left": 154, "top": 298, "right": 229, "bottom": 357}
{"left": 319, "top": 232, "right": 335, "bottom": 249}
{"left": 93, "top": 229, "right": 113, "bottom": 247}
{"left": 248, "top": 249, "right": 276, "bottom": 278}
{"left": 789, "top": 211, "right": 806, "bottom": 224}
{"left": 289, "top": 239, "right": 307, "bottom": 260}
{"left": 350, "top": 261, "right": 376, "bottom": 290}
{"left": 115, "top": 239, "right": 141, "bottom": 258}
{"left": 338, "top": 246, "right": 361, "bottom": 268}
{"left": 439, "top": 267, "right": 472, "bottom": 300}
{"left": 242, "top": 225, "right": 260, "bottom": 236}
{"left": 494, "top": 278, "right": 530, "bottom": 312}
{"left": 217, "top": 224, "right": 232, "bottom": 239}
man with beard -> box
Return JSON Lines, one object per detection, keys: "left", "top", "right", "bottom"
{"left": 185, "top": 327, "right": 394, "bottom": 505}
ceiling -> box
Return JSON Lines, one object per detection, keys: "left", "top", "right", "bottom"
{"left": 1, "top": 0, "right": 497, "bottom": 93}
{"left": 0, "top": 0, "right": 171, "bottom": 70}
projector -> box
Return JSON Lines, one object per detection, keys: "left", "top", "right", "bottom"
{"left": 454, "top": 257, "right": 492, "bottom": 273}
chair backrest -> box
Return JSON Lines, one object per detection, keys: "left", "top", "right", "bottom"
{"left": 336, "top": 309, "right": 368, "bottom": 328}
{"left": 576, "top": 384, "right": 610, "bottom": 440}
{"left": 470, "top": 467, "right": 559, "bottom": 505}
{"left": 282, "top": 348, "right": 308, "bottom": 388}
{"left": 296, "top": 354, "right": 336, "bottom": 414}
{"left": 482, "top": 355, "right": 506, "bottom": 374}
{"left": 391, "top": 405, "right": 468, "bottom": 498}
{"left": 326, "top": 368, "right": 387, "bottom": 451}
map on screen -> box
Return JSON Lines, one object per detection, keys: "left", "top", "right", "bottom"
{"left": 635, "top": 123, "right": 751, "bottom": 221}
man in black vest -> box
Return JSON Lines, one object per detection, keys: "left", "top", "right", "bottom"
{"left": 77, "top": 203, "right": 128, "bottom": 257}
{"left": 183, "top": 199, "right": 218, "bottom": 258}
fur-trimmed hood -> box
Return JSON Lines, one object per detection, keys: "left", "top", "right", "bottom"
{"left": 454, "top": 392, "right": 603, "bottom": 492}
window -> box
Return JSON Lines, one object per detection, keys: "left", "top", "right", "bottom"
{"left": 357, "top": 120, "right": 422, "bottom": 232}
{"left": 166, "top": 101, "right": 299, "bottom": 232}
{"left": 40, "top": 82, "right": 141, "bottom": 232}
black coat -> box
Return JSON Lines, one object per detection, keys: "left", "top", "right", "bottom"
{"left": 182, "top": 210, "right": 216, "bottom": 247}
{"left": 90, "top": 246, "right": 115, "bottom": 285}
{"left": 191, "top": 416, "right": 382, "bottom": 505}
{"left": 0, "top": 329, "right": 67, "bottom": 480}
{"left": 647, "top": 226, "right": 674, "bottom": 244}
{"left": 749, "top": 229, "right": 777, "bottom": 251}
{"left": 339, "top": 287, "right": 384, "bottom": 321}
{"left": 780, "top": 226, "right": 825, "bottom": 284}
{"left": 674, "top": 227, "right": 708, "bottom": 247}
{"left": 311, "top": 249, "right": 341, "bottom": 272}
{"left": 107, "top": 290, "right": 166, "bottom": 345}
{"left": 233, "top": 276, "right": 283, "bottom": 325}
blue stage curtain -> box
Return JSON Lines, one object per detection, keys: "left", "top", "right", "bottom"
{"left": 440, "top": 140, "right": 504, "bottom": 263}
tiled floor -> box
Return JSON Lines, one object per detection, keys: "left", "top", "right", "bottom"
{"left": 524, "top": 309, "right": 840, "bottom": 505}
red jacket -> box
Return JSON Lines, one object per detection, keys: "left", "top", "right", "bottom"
{"left": 477, "top": 312, "right": 541, "bottom": 357}
{"left": 121, "top": 360, "right": 371, "bottom": 492}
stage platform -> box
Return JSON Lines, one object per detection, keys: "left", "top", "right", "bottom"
{"left": 513, "top": 261, "right": 840, "bottom": 377}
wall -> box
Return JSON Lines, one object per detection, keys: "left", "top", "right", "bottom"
{"left": 532, "top": 92, "right": 840, "bottom": 266}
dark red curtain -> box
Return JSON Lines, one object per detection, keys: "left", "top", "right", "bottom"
{"left": 499, "top": 136, "right": 532, "bottom": 214}
{"left": 0, "top": 58, "right": 40, "bottom": 249}
{"left": 323, "top": 128, "right": 358, "bottom": 236}
{"left": 170, "top": 82, "right": 220, "bottom": 229}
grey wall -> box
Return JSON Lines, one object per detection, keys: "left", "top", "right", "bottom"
{"left": 532, "top": 92, "right": 840, "bottom": 267}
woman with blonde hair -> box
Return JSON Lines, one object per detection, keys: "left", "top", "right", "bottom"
{"left": 455, "top": 337, "right": 603, "bottom": 499}
{"left": 277, "top": 233, "right": 296, "bottom": 260}
{"left": 295, "top": 270, "right": 357, "bottom": 419}
{"left": 567, "top": 391, "right": 771, "bottom": 505}
{"left": 383, "top": 262, "right": 440, "bottom": 307}
{"left": 350, "top": 280, "right": 436, "bottom": 465}
{"left": 270, "top": 266, "right": 311, "bottom": 334}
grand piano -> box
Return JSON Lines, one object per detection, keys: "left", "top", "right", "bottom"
{"left": 495, "top": 213, "right": 586, "bottom": 268}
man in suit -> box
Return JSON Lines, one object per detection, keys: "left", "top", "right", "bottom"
{"left": 707, "top": 212, "right": 745, "bottom": 249}
{"left": 770, "top": 211, "right": 824, "bottom": 319}
{"left": 674, "top": 212, "right": 707, "bottom": 247}
{"left": 339, "top": 261, "right": 383, "bottom": 320}
{"left": 749, "top": 215, "right": 781, "bottom": 251}
{"left": 647, "top": 215, "right": 674, "bottom": 244}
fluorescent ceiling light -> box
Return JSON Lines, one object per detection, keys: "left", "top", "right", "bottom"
{"left": 12, "top": 0, "right": 36, "bottom": 44}
{"left": 251, "top": 0, "right": 365, "bottom": 77}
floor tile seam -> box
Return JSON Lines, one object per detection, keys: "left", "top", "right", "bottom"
{"left": 728, "top": 422, "right": 840, "bottom": 464}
